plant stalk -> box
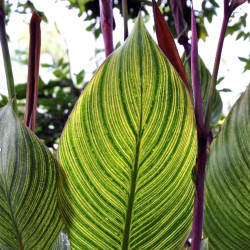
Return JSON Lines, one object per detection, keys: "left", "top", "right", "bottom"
{"left": 191, "top": 137, "right": 207, "bottom": 250}
{"left": 0, "top": 1, "right": 17, "bottom": 112}
{"left": 192, "top": 1, "right": 246, "bottom": 248}
{"left": 190, "top": 3, "right": 207, "bottom": 248}
{"left": 204, "top": 13, "right": 229, "bottom": 136}
{"left": 99, "top": 0, "right": 114, "bottom": 57}
{"left": 190, "top": 3, "right": 204, "bottom": 133}
{"left": 122, "top": 0, "right": 128, "bottom": 40}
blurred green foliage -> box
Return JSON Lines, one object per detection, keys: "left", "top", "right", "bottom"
{"left": 20, "top": 59, "right": 83, "bottom": 150}
{"left": 0, "top": 58, "right": 84, "bottom": 151}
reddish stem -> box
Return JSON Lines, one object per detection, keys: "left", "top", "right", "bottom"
{"left": 191, "top": 138, "right": 207, "bottom": 250}
{"left": 192, "top": 1, "right": 246, "bottom": 249}
{"left": 99, "top": 0, "right": 114, "bottom": 57}
{"left": 190, "top": 3, "right": 204, "bottom": 134}
{"left": 24, "top": 11, "right": 42, "bottom": 131}
{"left": 204, "top": 12, "right": 229, "bottom": 136}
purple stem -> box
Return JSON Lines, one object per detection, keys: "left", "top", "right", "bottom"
{"left": 192, "top": 1, "right": 247, "bottom": 249}
{"left": 99, "top": 0, "right": 114, "bottom": 57}
{"left": 191, "top": 141, "right": 207, "bottom": 250}
{"left": 204, "top": 8, "right": 230, "bottom": 136}
{"left": 190, "top": 3, "right": 207, "bottom": 248}
{"left": 190, "top": 3, "right": 204, "bottom": 134}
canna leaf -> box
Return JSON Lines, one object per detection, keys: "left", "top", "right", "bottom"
{"left": 203, "top": 86, "right": 250, "bottom": 249}
{"left": 58, "top": 15, "right": 197, "bottom": 249}
{"left": 183, "top": 55, "right": 223, "bottom": 124}
{"left": 201, "top": 238, "right": 209, "bottom": 250}
{"left": 51, "top": 231, "right": 71, "bottom": 250}
{"left": 0, "top": 102, "right": 63, "bottom": 249}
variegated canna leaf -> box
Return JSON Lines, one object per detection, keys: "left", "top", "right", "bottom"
{"left": 204, "top": 85, "right": 250, "bottom": 249}
{"left": 0, "top": 102, "right": 63, "bottom": 249}
{"left": 58, "top": 15, "right": 197, "bottom": 249}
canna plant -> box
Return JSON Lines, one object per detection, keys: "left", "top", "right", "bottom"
{"left": 0, "top": 0, "right": 249, "bottom": 250}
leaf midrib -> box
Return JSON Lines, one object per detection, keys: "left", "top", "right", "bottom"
{"left": 122, "top": 22, "right": 143, "bottom": 249}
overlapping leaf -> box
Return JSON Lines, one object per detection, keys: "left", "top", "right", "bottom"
{"left": 0, "top": 103, "right": 63, "bottom": 249}
{"left": 204, "top": 86, "right": 250, "bottom": 249}
{"left": 183, "top": 56, "right": 223, "bottom": 124}
{"left": 51, "top": 231, "right": 71, "bottom": 250}
{"left": 58, "top": 16, "right": 197, "bottom": 249}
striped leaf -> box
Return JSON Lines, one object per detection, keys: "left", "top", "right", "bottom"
{"left": 51, "top": 231, "right": 71, "bottom": 250}
{"left": 58, "top": 16, "right": 197, "bottom": 249}
{"left": 0, "top": 102, "right": 63, "bottom": 249}
{"left": 183, "top": 56, "right": 223, "bottom": 124}
{"left": 201, "top": 238, "right": 209, "bottom": 250}
{"left": 204, "top": 86, "right": 250, "bottom": 249}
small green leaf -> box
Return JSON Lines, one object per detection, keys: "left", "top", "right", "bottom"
{"left": 216, "top": 77, "right": 224, "bottom": 85}
{"left": 58, "top": 15, "right": 197, "bottom": 249}
{"left": 204, "top": 86, "right": 250, "bottom": 249}
{"left": 41, "top": 63, "right": 52, "bottom": 68}
{"left": 239, "top": 56, "right": 250, "bottom": 72}
{"left": 0, "top": 102, "right": 63, "bottom": 249}
{"left": 218, "top": 88, "right": 232, "bottom": 92}
{"left": 236, "top": 31, "right": 245, "bottom": 40}
{"left": 209, "top": 0, "right": 219, "bottom": 7}
{"left": 86, "top": 23, "right": 96, "bottom": 31}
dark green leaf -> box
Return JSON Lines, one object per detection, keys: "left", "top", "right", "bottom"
{"left": 0, "top": 102, "right": 63, "bottom": 249}
{"left": 204, "top": 86, "right": 250, "bottom": 249}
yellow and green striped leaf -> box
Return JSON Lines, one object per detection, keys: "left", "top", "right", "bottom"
{"left": 58, "top": 15, "right": 197, "bottom": 249}
{"left": 204, "top": 85, "right": 250, "bottom": 249}
{"left": 183, "top": 56, "right": 223, "bottom": 124}
{"left": 0, "top": 102, "right": 63, "bottom": 249}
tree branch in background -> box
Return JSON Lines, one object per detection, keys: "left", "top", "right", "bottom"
{"left": 170, "top": 0, "right": 191, "bottom": 69}
{"left": 24, "top": 11, "right": 42, "bottom": 132}
{"left": 122, "top": 0, "right": 128, "bottom": 40}
{"left": 0, "top": 0, "right": 17, "bottom": 112}
{"left": 99, "top": 0, "right": 114, "bottom": 57}
{"left": 152, "top": 0, "right": 190, "bottom": 93}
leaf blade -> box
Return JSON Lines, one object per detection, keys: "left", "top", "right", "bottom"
{"left": 58, "top": 15, "right": 197, "bottom": 249}
{"left": 0, "top": 102, "right": 63, "bottom": 249}
{"left": 204, "top": 86, "right": 250, "bottom": 249}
